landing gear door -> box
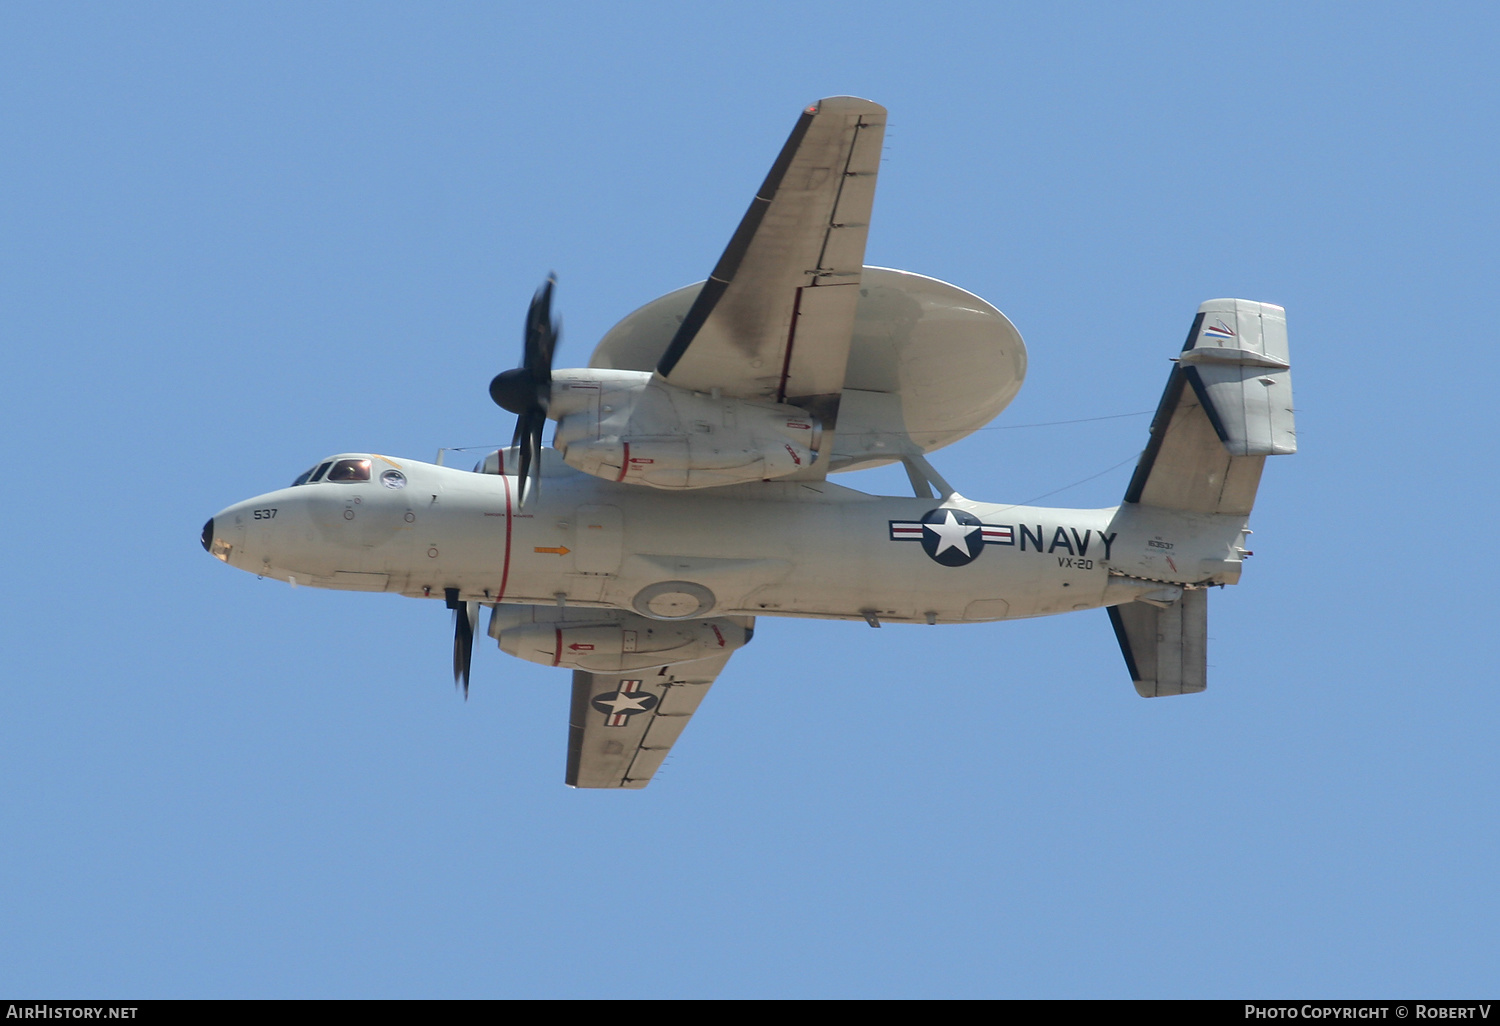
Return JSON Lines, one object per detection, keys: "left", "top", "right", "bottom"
{"left": 574, "top": 505, "right": 623, "bottom": 575}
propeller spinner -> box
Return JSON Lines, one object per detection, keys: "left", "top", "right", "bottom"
{"left": 489, "top": 274, "right": 559, "bottom": 507}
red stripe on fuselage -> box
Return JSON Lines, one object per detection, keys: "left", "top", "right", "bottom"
{"left": 496, "top": 468, "right": 513, "bottom": 602}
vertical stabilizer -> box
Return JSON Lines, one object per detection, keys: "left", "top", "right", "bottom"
{"left": 1179, "top": 299, "right": 1295, "bottom": 457}
{"left": 1107, "top": 300, "right": 1294, "bottom": 696}
{"left": 1124, "top": 300, "right": 1294, "bottom": 516}
{"left": 1108, "top": 589, "right": 1208, "bottom": 698}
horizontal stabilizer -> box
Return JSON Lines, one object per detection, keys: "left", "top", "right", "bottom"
{"left": 1107, "top": 589, "right": 1207, "bottom": 697}
{"left": 1124, "top": 300, "right": 1294, "bottom": 515}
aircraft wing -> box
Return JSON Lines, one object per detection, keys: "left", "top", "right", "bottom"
{"left": 654, "top": 96, "right": 887, "bottom": 470}
{"left": 565, "top": 650, "right": 736, "bottom": 789}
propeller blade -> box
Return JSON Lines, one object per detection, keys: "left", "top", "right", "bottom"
{"left": 511, "top": 408, "right": 541, "bottom": 506}
{"left": 446, "top": 588, "right": 474, "bottom": 698}
{"left": 491, "top": 275, "right": 559, "bottom": 508}
{"left": 524, "top": 274, "right": 558, "bottom": 390}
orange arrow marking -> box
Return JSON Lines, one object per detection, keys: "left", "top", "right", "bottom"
{"left": 533, "top": 546, "right": 571, "bottom": 556}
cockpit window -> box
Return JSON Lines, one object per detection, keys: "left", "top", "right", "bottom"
{"left": 291, "top": 466, "right": 317, "bottom": 487}
{"left": 326, "top": 458, "right": 372, "bottom": 483}
{"left": 309, "top": 461, "right": 333, "bottom": 483}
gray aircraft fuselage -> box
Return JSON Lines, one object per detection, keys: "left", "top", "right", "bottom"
{"left": 206, "top": 455, "right": 1248, "bottom": 626}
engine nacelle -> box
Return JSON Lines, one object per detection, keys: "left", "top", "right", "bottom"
{"left": 563, "top": 436, "right": 815, "bottom": 489}
{"left": 488, "top": 604, "right": 751, "bottom": 672}
{"left": 549, "top": 369, "right": 821, "bottom": 490}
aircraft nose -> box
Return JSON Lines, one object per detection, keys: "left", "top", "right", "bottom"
{"left": 201, "top": 517, "right": 214, "bottom": 553}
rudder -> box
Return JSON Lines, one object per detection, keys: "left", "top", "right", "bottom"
{"left": 1108, "top": 589, "right": 1208, "bottom": 698}
{"left": 1106, "top": 300, "right": 1295, "bottom": 696}
{"left": 1123, "top": 300, "right": 1295, "bottom": 516}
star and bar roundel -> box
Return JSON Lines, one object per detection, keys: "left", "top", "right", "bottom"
{"left": 889, "top": 508, "right": 1014, "bottom": 567}
{"left": 591, "top": 679, "right": 659, "bottom": 726}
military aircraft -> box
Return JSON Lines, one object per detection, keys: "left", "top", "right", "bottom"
{"left": 202, "top": 96, "right": 1296, "bottom": 788}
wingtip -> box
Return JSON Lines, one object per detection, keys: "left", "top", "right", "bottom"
{"left": 806, "top": 96, "right": 887, "bottom": 117}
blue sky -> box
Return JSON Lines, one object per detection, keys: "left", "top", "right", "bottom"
{"left": 3, "top": 1, "right": 1497, "bottom": 997}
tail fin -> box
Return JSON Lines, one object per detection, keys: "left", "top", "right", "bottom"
{"left": 1108, "top": 300, "right": 1294, "bottom": 697}
{"left": 1108, "top": 590, "right": 1207, "bottom": 697}
{"left": 1123, "top": 299, "right": 1295, "bottom": 516}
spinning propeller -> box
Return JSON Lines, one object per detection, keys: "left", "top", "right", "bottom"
{"left": 448, "top": 276, "right": 558, "bottom": 695}
{"left": 446, "top": 587, "right": 480, "bottom": 698}
{"left": 489, "top": 274, "right": 560, "bottom": 507}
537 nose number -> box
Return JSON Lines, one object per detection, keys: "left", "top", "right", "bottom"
{"left": 253, "top": 508, "right": 278, "bottom": 520}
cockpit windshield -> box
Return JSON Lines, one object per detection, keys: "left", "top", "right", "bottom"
{"left": 291, "top": 457, "right": 368, "bottom": 486}
{"left": 291, "top": 461, "right": 332, "bottom": 486}
{"left": 326, "top": 458, "right": 372, "bottom": 482}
